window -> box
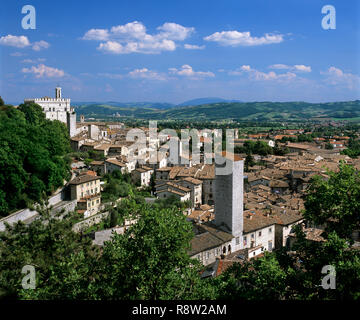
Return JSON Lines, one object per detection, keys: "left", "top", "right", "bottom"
{"left": 243, "top": 236, "right": 247, "bottom": 246}
{"left": 258, "top": 231, "right": 262, "bottom": 237}
{"left": 206, "top": 252, "right": 210, "bottom": 260}
{"left": 236, "top": 237, "right": 240, "bottom": 245}
{"left": 269, "top": 227, "right": 272, "bottom": 233}
{"left": 251, "top": 234, "right": 254, "bottom": 239}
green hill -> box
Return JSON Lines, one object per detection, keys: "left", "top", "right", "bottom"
{"left": 74, "top": 100, "right": 360, "bottom": 121}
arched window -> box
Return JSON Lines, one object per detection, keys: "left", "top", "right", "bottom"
{"left": 228, "top": 245, "right": 231, "bottom": 254}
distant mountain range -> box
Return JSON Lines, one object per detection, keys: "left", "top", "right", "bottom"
{"left": 73, "top": 100, "right": 360, "bottom": 122}
{"left": 176, "top": 97, "right": 242, "bottom": 107}
{"left": 72, "top": 97, "right": 242, "bottom": 109}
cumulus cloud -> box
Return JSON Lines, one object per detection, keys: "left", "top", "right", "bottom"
{"left": 184, "top": 44, "right": 205, "bottom": 50}
{"left": 128, "top": 68, "right": 166, "bottom": 80}
{"left": 0, "top": 35, "right": 50, "bottom": 51}
{"left": 32, "top": 40, "right": 50, "bottom": 51}
{"left": 229, "top": 65, "right": 296, "bottom": 81}
{"left": 82, "top": 21, "right": 194, "bottom": 54}
{"left": 269, "top": 64, "right": 311, "bottom": 72}
{"left": 82, "top": 28, "right": 109, "bottom": 40}
{"left": 0, "top": 35, "right": 30, "bottom": 48}
{"left": 204, "top": 31, "right": 284, "bottom": 46}
{"left": 22, "top": 64, "right": 65, "bottom": 78}
{"left": 168, "top": 64, "right": 215, "bottom": 79}
{"left": 321, "top": 66, "right": 360, "bottom": 90}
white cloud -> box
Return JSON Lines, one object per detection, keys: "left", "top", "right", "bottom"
{"left": 294, "top": 65, "right": 311, "bottom": 72}
{"left": 83, "top": 21, "right": 193, "bottom": 54}
{"left": 128, "top": 68, "right": 166, "bottom": 80}
{"left": 229, "top": 65, "right": 296, "bottom": 81}
{"left": 98, "top": 72, "right": 123, "bottom": 79}
{"left": 269, "top": 64, "right": 312, "bottom": 73}
{"left": 21, "top": 58, "right": 46, "bottom": 64}
{"left": 321, "top": 66, "right": 360, "bottom": 90}
{"left": 268, "top": 64, "right": 291, "bottom": 70}
{"left": 156, "top": 22, "right": 194, "bottom": 41}
{"left": 0, "top": 35, "right": 50, "bottom": 52}
{"left": 184, "top": 44, "right": 205, "bottom": 50}
{"left": 169, "top": 64, "right": 215, "bottom": 78}
{"left": 204, "top": 31, "right": 284, "bottom": 46}
{"left": 82, "top": 28, "right": 109, "bottom": 40}
{"left": 22, "top": 64, "right": 65, "bottom": 78}
{"left": 0, "top": 35, "right": 30, "bottom": 48}
{"left": 32, "top": 40, "right": 50, "bottom": 51}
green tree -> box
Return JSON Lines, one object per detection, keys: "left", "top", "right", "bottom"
{"left": 0, "top": 104, "right": 71, "bottom": 216}
{"left": 304, "top": 163, "right": 360, "bottom": 241}
{"left": 0, "top": 208, "right": 100, "bottom": 299}
{"left": 96, "top": 198, "right": 215, "bottom": 299}
{"left": 219, "top": 163, "right": 360, "bottom": 300}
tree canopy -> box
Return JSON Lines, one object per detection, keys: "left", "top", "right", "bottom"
{"left": 0, "top": 103, "right": 71, "bottom": 217}
{"left": 0, "top": 198, "right": 216, "bottom": 300}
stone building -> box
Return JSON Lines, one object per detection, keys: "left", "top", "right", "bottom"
{"left": 68, "top": 174, "right": 101, "bottom": 216}
{"left": 24, "top": 87, "right": 77, "bottom": 137}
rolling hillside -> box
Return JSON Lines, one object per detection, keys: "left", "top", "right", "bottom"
{"left": 73, "top": 100, "right": 360, "bottom": 121}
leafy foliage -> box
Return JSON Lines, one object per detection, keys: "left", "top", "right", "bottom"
{"left": 0, "top": 198, "right": 215, "bottom": 300}
{"left": 219, "top": 163, "right": 360, "bottom": 300}
{"left": 0, "top": 103, "right": 71, "bottom": 217}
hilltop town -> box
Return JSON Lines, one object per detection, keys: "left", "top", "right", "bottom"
{"left": 2, "top": 87, "right": 358, "bottom": 281}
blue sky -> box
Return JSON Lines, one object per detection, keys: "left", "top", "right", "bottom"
{"left": 1, "top": 0, "right": 359, "bottom": 104}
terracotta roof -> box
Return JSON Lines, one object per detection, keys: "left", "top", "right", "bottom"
{"left": 181, "top": 177, "right": 203, "bottom": 185}
{"left": 105, "top": 158, "right": 126, "bottom": 167}
{"left": 157, "top": 188, "right": 188, "bottom": 197}
{"left": 90, "top": 161, "right": 104, "bottom": 165}
{"left": 94, "top": 144, "right": 111, "bottom": 150}
{"left": 69, "top": 174, "right": 100, "bottom": 185}
{"left": 270, "top": 180, "right": 289, "bottom": 188}
{"left": 243, "top": 210, "right": 277, "bottom": 233}
{"left": 189, "top": 222, "right": 234, "bottom": 256}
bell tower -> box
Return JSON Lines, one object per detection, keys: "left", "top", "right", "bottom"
{"left": 55, "top": 86, "right": 62, "bottom": 99}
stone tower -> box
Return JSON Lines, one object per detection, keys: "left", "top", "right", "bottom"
{"left": 66, "top": 111, "right": 76, "bottom": 138}
{"left": 214, "top": 153, "right": 244, "bottom": 252}
{"left": 55, "top": 86, "right": 62, "bottom": 99}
